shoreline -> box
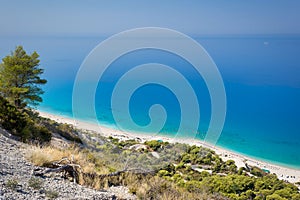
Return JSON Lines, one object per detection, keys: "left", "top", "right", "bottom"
{"left": 37, "top": 110, "right": 300, "bottom": 184}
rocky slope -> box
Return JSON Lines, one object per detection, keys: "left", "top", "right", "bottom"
{"left": 0, "top": 129, "right": 135, "bottom": 200}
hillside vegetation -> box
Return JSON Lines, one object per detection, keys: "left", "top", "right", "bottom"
{"left": 27, "top": 131, "right": 300, "bottom": 200}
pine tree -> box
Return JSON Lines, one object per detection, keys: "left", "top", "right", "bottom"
{"left": 0, "top": 46, "right": 47, "bottom": 108}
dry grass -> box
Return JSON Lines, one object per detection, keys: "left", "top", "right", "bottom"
{"left": 26, "top": 145, "right": 108, "bottom": 174}
{"left": 25, "top": 144, "right": 114, "bottom": 188}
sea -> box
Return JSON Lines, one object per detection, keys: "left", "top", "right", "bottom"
{"left": 0, "top": 34, "right": 299, "bottom": 169}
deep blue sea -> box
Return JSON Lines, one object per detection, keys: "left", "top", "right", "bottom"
{"left": 1, "top": 35, "right": 299, "bottom": 169}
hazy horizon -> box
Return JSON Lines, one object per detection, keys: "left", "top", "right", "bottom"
{"left": 1, "top": 1, "right": 300, "bottom": 37}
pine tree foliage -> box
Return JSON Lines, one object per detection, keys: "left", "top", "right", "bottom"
{"left": 0, "top": 46, "right": 47, "bottom": 108}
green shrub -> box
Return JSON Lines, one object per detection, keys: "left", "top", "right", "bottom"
{"left": 292, "top": 194, "right": 300, "bottom": 200}
{"left": 238, "top": 167, "right": 245, "bottom": 175}
{"left": 45, "top": 190, "right": 59, "bottom": 199}
{"left": 266, "top": 193, "right": 285, "bottom": 200}
{"left": 56, "top": 123, "right": 82, "bottom": 143}
{"left": 175, "top": 162, "right": 185, "bottom": 170}
{"left": 158, "top": 169, "right": 170, "bottom": 177}
{"left": 6, "top": 179, "right": 18, "bottom": 190}
{"left": 251, "top": 166, "right": 266, "bottom": 177}
{"left": 0, "top": 96, "right": 52, "bottom": 143}
{"left": 144, "top": 140, "right": 162, "bottom": 151}
{"left": 181, "top": 153, "right": 191, "bottom": 163}
{"left": 28, "top": 177, "right": 43, "bottom": 190}
{"left": 40, "top": 118, "right": 81, "bottom": 144}
{"left": 117, "top": 139, "right": 138, "bottom": 148}
{"left": 0, "top": 96, "right": 27, "bottom": 133}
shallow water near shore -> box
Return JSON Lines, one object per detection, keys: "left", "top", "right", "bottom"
{"left": 1, "top": 35, "right": 300, "bottom": 169}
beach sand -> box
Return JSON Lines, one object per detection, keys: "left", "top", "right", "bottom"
{"left": 38, "top": 111, "right": 300, "bottom": 184}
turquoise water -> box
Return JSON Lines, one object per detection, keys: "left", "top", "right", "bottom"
{"left": 1, "top": 35, "right": 300, "bottom": 169}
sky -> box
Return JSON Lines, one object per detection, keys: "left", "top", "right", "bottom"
{"left": 0, "top": 0, "right": 300, "bottom": 36}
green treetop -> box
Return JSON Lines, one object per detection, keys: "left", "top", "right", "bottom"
{"left": 0, "top": 46, "right": 47, "bottom": 108}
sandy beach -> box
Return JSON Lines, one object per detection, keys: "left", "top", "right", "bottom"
{"left": 38, "top": 110, "right": 300, "bottom": 184}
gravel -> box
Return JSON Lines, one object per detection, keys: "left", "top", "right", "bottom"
{"left": 0, "top": 129, "right": 136, "bottom": 200}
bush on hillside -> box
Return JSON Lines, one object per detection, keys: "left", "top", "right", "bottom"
{"left": 0, "top": 96, "right": 51, "bottom": 143}
{"left": 37, "top": 117, "right": 82, "bottom": 144}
